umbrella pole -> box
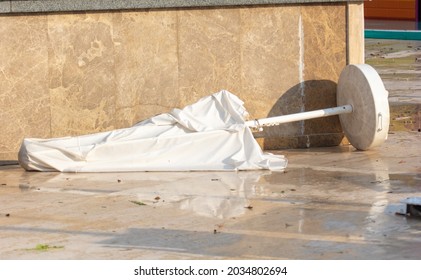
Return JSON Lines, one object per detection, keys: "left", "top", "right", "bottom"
{"left": 245, "top": 105, "right": 353, "bottom": 128}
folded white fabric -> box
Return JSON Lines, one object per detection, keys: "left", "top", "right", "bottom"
{"left": 18, "top": 90, "right": 287, "bottom": 172}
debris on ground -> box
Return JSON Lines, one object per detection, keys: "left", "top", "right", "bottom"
{"left": 396, "top": 197, "right": 421, "bottom": 218}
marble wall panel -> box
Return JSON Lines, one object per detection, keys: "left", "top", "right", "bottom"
{"left": 178, "top": 8, "right": 242, "bottom": 106}
{"left": 301, "top": 4, "right": 347, "bottom": 146}
{"left": 302, "top": 5, "right": 346, "bottom": 82}
{"left": 112, "top": 10, "right": 179, "bottom": 127}
{"left": 240, "top": 6, "right": 301, "bottom": 119}
{"left": 240, "top": 6, "right": 302, "bottom": 149}
{"left": 0, "top": 15, "right": 50, "bottom": 159}
{"left": 47, "top": 13, "right": 117, "bottom": 137}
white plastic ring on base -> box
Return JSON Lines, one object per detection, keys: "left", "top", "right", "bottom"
{"left": 337, "top": 64, "right": 390, "bottom": 150}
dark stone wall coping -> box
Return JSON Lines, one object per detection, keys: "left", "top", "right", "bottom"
{"left": 0, "top": 0, "right": 362, "bottom": 14}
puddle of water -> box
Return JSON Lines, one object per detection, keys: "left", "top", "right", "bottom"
{"left": 12, "top": 170, "right": 270, "bottom": 220}
{"left": 3, "top": 164, "right": 421, "bottom": 259}
{"left": 7, "top": 163, "right": 421, "bottom": 237}
{"left": 13, "top": 165, "right": 421, "bottom": 216}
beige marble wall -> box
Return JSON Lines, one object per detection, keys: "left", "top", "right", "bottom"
{"left": 301, "top": 4, "right": 347, "bottom": 148}
{"left": 48, "top": 14, "right": 118, "bottom": 137}
{"left": 241, "top": 6, "right": 302, "bottom": 144}
{"left": 256, "top": 4, "right": 348, "bottom": 149}
{"left": 0, "top": 3, "right": 361, "bottom": 160}
{"left": 113, "top": 11, "right": 179, "bottom": 128}
{"left": 0, "top": 15, "right": 50, "bottom": 159}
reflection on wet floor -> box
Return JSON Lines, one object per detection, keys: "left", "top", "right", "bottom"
{"left": 1, "top": 161, "right": 420, "bottom": 259}
{"left": 10, "top": 171, "right": 267, "bottom": 219}
{"left": 92, "top": 168, "right": 421, "bottom": 259}
{"left": 7, "top": 168, "right": 420, "bottom": 217}
{"left": 124, "top": 169, "right": 419, "bottom": 221}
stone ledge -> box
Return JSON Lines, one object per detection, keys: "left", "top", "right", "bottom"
{"left": 0, "top": 0, "right": 362, "bottom": 14}
{"left": 0, "top": 1, "right": 10, "bottom": 13}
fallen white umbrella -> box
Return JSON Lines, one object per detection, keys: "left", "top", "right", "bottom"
{"left": 18, "top": 64, "right": 389, "bottom": 172}
{"left": 18, "top": 90, "right": 287, "bottom": 172}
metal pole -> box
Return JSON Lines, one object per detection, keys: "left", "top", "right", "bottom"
{"left": 245, "top": 104, "right": 353, "bottom": 128}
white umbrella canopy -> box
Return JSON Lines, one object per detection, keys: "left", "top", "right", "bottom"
{"left": 18, "top": 90, "right": 287, "bottom": 172}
